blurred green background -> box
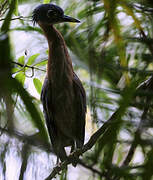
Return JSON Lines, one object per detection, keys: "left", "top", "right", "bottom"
{"left": 0, "top": 0, "right": 153, "bottom": 179}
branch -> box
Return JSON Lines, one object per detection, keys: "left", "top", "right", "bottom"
{"left": 78, "top": 159, "right": 105, "bottom": 177}
{"left": 122, "top": 77, "right": 153, "bottom": 166}
{"left": 112, "top": 79, "right": 153, "bottom": 180}
{"left": 45, "top": 76, "right": 153, "bottom": 179}
{"left": 0, "top": 0, "right": 8, "bottom": 17}
{"left": 139, "top": 27, "right": 153, "bottom": 57}
{"left": 19, "top": 143, "right": 29, "bottom": 180}
{"left": 133, "top": 4, "right": 153, "bottom": 13}
{"left": 45, "top": 111, "right": 118, "bottom": 180}
{"left": 0, "top": 16, "right": 32, "bottom": 22}
{"left": 12, "top": 61, "right": 46, "bottom": 73}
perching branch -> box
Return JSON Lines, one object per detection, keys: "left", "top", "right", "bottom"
{"left": 46, "top": 158, "right": 105, "bottom": 180}
{"left": 0, "top": 102, "right": 120, "bottom": 180}
{"left": 45, "top": 111, "right": 118, "bottom": 180}
{"left": 45, "top": 76, "right": 153, "bottom": 179}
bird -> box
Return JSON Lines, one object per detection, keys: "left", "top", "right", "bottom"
{"left": 32, "top": 4, "right": 86, "bottom": 165}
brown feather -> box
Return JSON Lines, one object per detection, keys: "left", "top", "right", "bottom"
{"left": 40, "top": 23, "right": 86, "bottom": 164}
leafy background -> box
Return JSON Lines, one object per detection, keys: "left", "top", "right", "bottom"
{"left": 0, "top": 0, "right": 153, "bottom": 179}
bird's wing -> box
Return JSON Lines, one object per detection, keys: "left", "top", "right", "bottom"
{"left": 40, "top": 77, "right": 56, "bottom": 142}
{"left": 73, "top": 73, "right": 86, "bottom": 148}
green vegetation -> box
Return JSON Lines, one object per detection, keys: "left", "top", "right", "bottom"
{"left": 0, "top": 0, "right": 153, "bottom": 179}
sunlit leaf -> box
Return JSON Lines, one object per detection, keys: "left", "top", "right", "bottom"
{"left": 43, "top": 0, "right": 50, "bottom": 4}
{"left": 18, "top": 56, "right": 25, "bottom": 65}
{"left": 12, "top": 26, "right": 42, "bottom": 33}
{"left": 27, "top": 53, "right": 40, "bottom": 66}
{"left": 12, "top": 67, "right": 19, "bottom": 74}
{"left": 33, "top": 78, "right": 42, "bottom": 94}
{"left": 15, "top": 72, "right": 25, "bottom": 85}
{"left": 116, "top": 145, "right": 123, "bottom": 165}
{"left": 35, "top": 60, "right": 47, "bottom": 67}
{"left": 119, "top": 1, "right": 144, "bottom": 32}
{"left": 103, "top": 0, "right": 129, "bottom": 85}
{"left": 14, "top": 0, "right": 18, "bottom": 16}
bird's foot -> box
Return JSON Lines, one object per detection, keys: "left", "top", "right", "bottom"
{"left": 70, "top": 148, "right": 82, "bottom": 157}
{"left": 69, "top": 149, "right": 82, "bottom": 167}
{"left": 53, "top": 163, "right": 62, "bottom": 175}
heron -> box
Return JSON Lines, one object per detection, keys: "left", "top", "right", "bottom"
{"left": 32, "top": 4, "right": 86, "bottom": 165}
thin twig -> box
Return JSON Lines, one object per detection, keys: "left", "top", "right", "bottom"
{"left": 0, "top": 0, "right": 8, "bottom": 16}
{"left": 133, "top": 4, "right": 153, "bottom": 13}
{"left": 0, "top": 16, "right": 32, "bottom": 22}
{"left": 138, "top": 27, "right": 153, "bottom": 58}
{"left": 12, "top": 61, "right": 46, "bottom": 73}
{"left": 19, "top": 143, "right": 29, "bottom": 180}
{"left": 113, "top": 80, "right": 153, "bottom": 180}
{"left": 78, "top": 159, "right": 104, "bottom": 177}
{"left": 122, "top": 77, "right": 153, "bottom": 166}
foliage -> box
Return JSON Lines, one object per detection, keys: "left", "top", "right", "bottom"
{"left": 0, "top": 0, "right": 153, "bottom": 180}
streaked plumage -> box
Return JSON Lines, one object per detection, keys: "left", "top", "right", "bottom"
{"left": 33, "top": 4, "right": 86, "bottom": 164}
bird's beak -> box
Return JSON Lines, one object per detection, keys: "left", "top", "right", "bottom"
{"left": 62, "top": 15, "right": 80, "bottom": 23}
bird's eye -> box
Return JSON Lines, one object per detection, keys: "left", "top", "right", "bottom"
{"left": 47, "top": 10, "right": 58, "bottom": 18}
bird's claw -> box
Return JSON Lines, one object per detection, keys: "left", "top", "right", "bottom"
{"left": 70, "top": 148, "right": 82, "bottom": 157}
{"left": 53, "top": 164, "right": 62, "bottom": 175}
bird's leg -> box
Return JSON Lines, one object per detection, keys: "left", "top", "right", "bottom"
{"left": 69, "top": 142, "right": 79, "bottom": 167}
{"left": 55, "top": 145, "right": 67, "bottom": 164}
{"left": 54, "top": 154, "right": 63, "bottom": 175}
{"left": 56, "top": 157, "right": 60, "bottom": 165}
{"left": 70, "top": 142, "right": 75, "bottom": 153}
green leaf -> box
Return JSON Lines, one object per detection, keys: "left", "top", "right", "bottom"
{"left": 1, "top": 0, "right": 17, "bottom": 32}
{"left": 12, "top": 26, "right": 42, "bottom": 34}
{"left": 27, "top": 53, "right": 40, "bottom": 66}
{"left": 33, "top": 78, "right": 42, "bottom": 94}
{"left": 46, "top": 49, "right": 49, "bottom": 54}
{"left": 18, "top": 56, "right": 25, "bottom": 65}
{"left": 15, "top": 72, "right": 25, "bottom": 85}
{"left": 0, "top": 0, "right": 6, "bottom": 3}
{"left": 43, "top": 0, "right": 50, "bottom": 4}
{"left": 35, "top": 60, "right": 47, "bottom": 67}
{"left": 12, "top": 67, "right": 19, "bottom": 74}
{"left": 14, "top": 0, "right": 18, "bottom": 16}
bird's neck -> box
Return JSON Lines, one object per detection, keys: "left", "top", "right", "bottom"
{"left": 40, "top": 24, "right": 73, "bottom": 84}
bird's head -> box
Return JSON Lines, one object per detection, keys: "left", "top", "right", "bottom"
{"left": 32, "top": 4, "right": 80, "bottom": 25}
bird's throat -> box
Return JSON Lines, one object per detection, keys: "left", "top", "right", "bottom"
{"left": 41, "top": 24, "right": 73, "bottom": 85}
